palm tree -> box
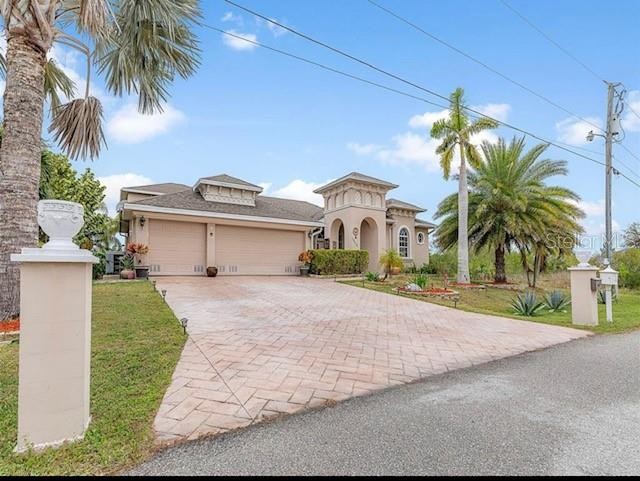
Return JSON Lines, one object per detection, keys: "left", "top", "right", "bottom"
{"left": 430, "top": 88, "right": 498, "bottom": 284}
{"left": 435, "top": 137, "right": 584, "bottom": 285}
{"left": 0, "top": 1, "right": 201, "bottom": 319}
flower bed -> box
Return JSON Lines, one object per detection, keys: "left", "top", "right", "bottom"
{"left": 397, "top": 287, "right": 460, "bottom": 300}
{"left": 0, "top": 319, "right": 19, "bottom": 334}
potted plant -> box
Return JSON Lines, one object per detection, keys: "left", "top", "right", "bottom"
{"left": 206, "top": 266, "right": 218, "bottom": 277}
{"left": 379, "top": 249, "right": 404, "bottom": 281}
{"left": 298, "top": 250, "right": 313, "bottom": 276}
{"left": 120, "top": 254, "right": 136, "bottom": 279}
{"left": 127, "top": 242, "right": 150, "bottom": 279}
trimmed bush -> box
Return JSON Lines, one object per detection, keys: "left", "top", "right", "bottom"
{"left": 613, "top": 248, "right": 640, "bottom": 289}
{"left": 310, "top": 249, "right": 369, "bottom": 275}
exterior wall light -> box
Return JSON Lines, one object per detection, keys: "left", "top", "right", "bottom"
{"left": 139, "top": 216, "right": 146, "bottom": 228}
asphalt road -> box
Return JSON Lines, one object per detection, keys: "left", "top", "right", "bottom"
{"left": 129, "top": 330, "right": 640, "bottom": 476}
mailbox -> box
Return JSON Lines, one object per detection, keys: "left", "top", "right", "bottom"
{"left": 590, "top": 278, "right": 601, "bottom": 292}
{"left": 600, "top": 265, "right": 619, "bottom": 286}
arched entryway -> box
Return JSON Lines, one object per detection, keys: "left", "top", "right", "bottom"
{"left": 360, "top": 217, "right": 379, "bottom": 271}
{"left": 330, "top": 218, "right": 345, "bottom": 249}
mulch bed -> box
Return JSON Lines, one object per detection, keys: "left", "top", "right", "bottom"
{"left": 398, "top": 287, "right": 459, "bottom": 298}
{"left": 0, "top": 318, "right": 20, "bottom": 334}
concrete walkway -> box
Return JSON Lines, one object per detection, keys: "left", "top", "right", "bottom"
{"left": 152, "top": 277, "right": 588, "bottom": 444}
{"left": 130, "top": 330, "right": 640, "bottom": 476}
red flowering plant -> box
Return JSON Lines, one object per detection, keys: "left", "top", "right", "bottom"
{"left": 126, "top": 242, "right": 149, "bottom": 265}
{"left": 298, "top": 250, "right": 314, "bottom": 267}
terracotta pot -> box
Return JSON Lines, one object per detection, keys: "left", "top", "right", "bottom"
{"left": 390, "top": 266, "right": 402, "bottom": 275}
{"left": 206, "top": 266, "right": 218, "bottom": 277}
{"left": 120, "top": 269, "right": 135, "bottom": 280}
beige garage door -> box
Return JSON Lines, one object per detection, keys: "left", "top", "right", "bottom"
{"left": 216, "top": 225, "right": 304, "bottom": 275}
{"left": 148, "top": 220, "right": 206, "bottom": 276}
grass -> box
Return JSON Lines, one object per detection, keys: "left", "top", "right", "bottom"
{"left": 0, "top": 282, "right": 185, "bottom": 475}
{"left": 343, "top": 274, "right": 640, "bottom": 334}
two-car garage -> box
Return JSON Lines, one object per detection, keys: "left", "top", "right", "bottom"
{"left": 147, "top": 219, "right": 306, "bottom": 276}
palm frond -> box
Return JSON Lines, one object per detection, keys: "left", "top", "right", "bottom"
{"left": 43, "top": 58, "right": 77, "bottom": 111}
{"left": 95, "top": 0, "right": 201, "bottom": 114}
{"left": 49, "top": 97, "right": 106, "bottom": 160}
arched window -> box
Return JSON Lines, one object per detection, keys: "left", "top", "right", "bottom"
{"left": 399, "top": 227, "right": 410, "bottom": 258}
{"left": 417, "top": 232, "right": 425, "bottom": 245}
{"left": 338, "top": 223, "right": 345, "bottom": 249}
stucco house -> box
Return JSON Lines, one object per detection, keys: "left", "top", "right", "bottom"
{"left": 118, "top": 172, "right": 435, "bottom": 276}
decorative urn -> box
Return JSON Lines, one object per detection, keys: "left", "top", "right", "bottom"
{"left": 38, "top": 200, "right": 84, "bottom": 251}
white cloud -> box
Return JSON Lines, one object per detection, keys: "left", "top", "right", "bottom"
{"left": 571, "top": 198, "right": 620, "bottom": 238}
{"left": 377, "top": 132, "right": 441, "bottom": 171}
{"left": 266, "top": 18, "right": 288, "bottom": 37}
{"left": 222, "top": 30, "right": 258, "bottom": 51}
{"left": 408, "top": 109, "right": 448, "bottom": 129}
{"left": 622, "top": 90, "right": 640, "bottom": 132}
{"left": 347, "top": 142, "right": 383, "bottom": 156}
{"left": 262, "top": 179, "right": 334, "bottom": 206}
{"left": 98, "top": 173, "right": 153, "bottom": 215}
{"left": 472, "top": 103, "right": 511, "bottom": 122}
{"left": 221, "top": 11, "right": 243, "bottom": 25}
{"left": 258, "top": 182, "right": 272, "bottom": 194}
{"left": 350, "top": 102, "right": 506, "bottom": 172}
{"left": 556, "top": 116, "right": 602, "bottom": 146}
{"left": 106, "top": 103, "right": 185, "bottom": 144}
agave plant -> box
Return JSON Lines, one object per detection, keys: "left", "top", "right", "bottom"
{"left": 365, "top": 271, "right": 380, "bottom": 282}
{"left": 544, "top": 290, "right": 571, "bottom": 312}
{"left": 511, "top": 291, "right": 546, "bottom": 317}
{"left": 598, "top": 289, "right": 618, "bottom": 304}
{"left": 413, "top": 273, "right": 429, "bottom": 290}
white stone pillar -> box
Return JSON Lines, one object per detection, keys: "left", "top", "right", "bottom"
{"left": 568, "top": 264, "right": 599, "bottom": 326}
{"left": 11, "top": 200, "right": 97, "bottom": 452}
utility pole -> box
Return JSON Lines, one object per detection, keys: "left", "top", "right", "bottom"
{"left": 587, "top": 82, "right": 622, "bottom": 264}
{"left": 604, "top": 82, "right": 615, "bottom": 263}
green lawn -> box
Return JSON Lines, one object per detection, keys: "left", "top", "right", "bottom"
{"left": 342, "top": 275, "right": 640, "bottom": 334}
{"left": 0, "top": 282, "right": 185, "bottom": 475}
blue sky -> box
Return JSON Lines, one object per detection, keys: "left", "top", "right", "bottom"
{"left": 47, "top": 0, "right": 640, "bottom": 245}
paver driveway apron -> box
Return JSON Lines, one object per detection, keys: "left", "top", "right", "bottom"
{"left": 152, "top": 277, "right": 589, "bottom": 444}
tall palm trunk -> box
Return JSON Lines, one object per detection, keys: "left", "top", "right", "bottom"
{"left": 0, "top": 33, "right": 47, "bottom": 319}
{"left": 494, "top": 243, "right": 507, "bottom": 283}
{"left": 457, "top": 146, "right": 471, "bottom": 284}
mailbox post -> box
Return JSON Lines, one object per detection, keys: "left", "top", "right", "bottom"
{"left": 568, "top": 262, "right": 600, "bottom": 326}
{"left": 600, "top": 264, "right": 619, "bottom": 323}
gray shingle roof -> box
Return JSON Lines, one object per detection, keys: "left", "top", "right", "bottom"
{"left": 122, "top": 182, "right": 190, "bottom": 195}
{"left": 314, "top": 172, "right": 398, "bottom": 193}
{"left": 198, "top": 174, "right": 262, "bottom": 190}
{"left": 415, "top": 218, "right": 437, "bottom": 229}
{"left": 386, "top": 198, "right": 426, "bottom": 212}
{"left": 126, "top": 189, "right": 324, "bottom": 224}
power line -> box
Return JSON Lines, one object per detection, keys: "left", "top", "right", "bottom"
{"left": 366, "top": 0, "right": 603, "bottom": 133}
{"left": 209, "top": 25, "right": 607, "bottom": 170}
{"left": 211, "top": 7, "right": 640, "bottom": 189}
{"left": 498, "top": 0, "right": 606, "bottom": 84}
{"left": 221, "top": 1, "right": 611, "bottom": 167}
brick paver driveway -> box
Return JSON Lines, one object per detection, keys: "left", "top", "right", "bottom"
{"left": 153, "top": 277, "right": 589, "bottom": 444}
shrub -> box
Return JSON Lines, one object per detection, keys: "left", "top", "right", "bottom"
{"left": 511, "top": 291, "right": 546, "bottom": 316}
{"left": 613, "top": 248, "right": 640, "bottom": 289}
{"left": 309, "top": 249, "right": 369, "bottom": 275}
{"left": 428, "top": 252, "right": 456, "bottom": 276}
{"left": 92, "top": 249, "right": 107, "bottom": 280}
{"left": 413, "top": 273, "right": 429, "bottom": 290}
{"left": 365, "top": 271, "right": 380, "bottom": 282}
{"left": 544, "top": 290, "right": 570, "bottom": 312}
